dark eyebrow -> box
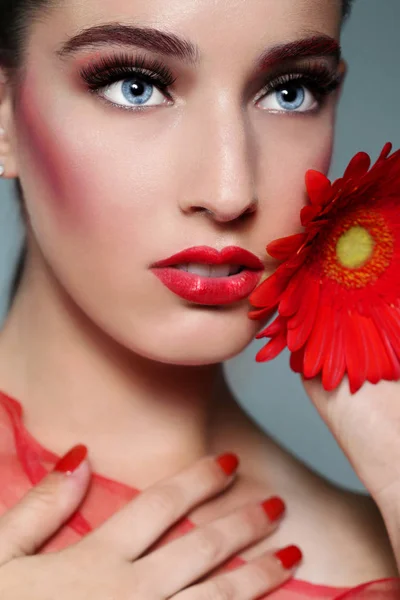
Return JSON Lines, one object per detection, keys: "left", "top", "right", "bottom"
{"left": 56, "top": 23, "right": 200, "bottom": 63}
{"left": 55, "top": 23, "right": 341, "bottom": 68}
{"left": 256, "top": 35, "right": 341, "bottom": 71}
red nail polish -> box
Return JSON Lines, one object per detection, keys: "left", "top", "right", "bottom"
{"left": 261, "top": 496, "right": 286, "bottom": 521}
{"left": 53, "top": 444, "right": 88, "bottom": 474}
{"left": 216, "top": 453, "right": 239, "bottom": 476}
{"left": 274, "top": 545, "right": 303, "bottom": 570}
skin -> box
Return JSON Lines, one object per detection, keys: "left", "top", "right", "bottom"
{"left": 0, "top": 0, "right": 397, "bottom": 585}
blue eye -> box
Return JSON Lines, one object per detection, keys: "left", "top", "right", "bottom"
{"left": 275, "top": 83, "right": 306, "bottom": 110}
{"left": 256, "top": 66, "right": 343, "bottom": 114}
{"left": 102, "top": 76, "right": 168, "bottom": 108}
{"left": 80, "top": 53, "right": 176, "bottom": 111}
{"left": 259, "top": 82, "right": 316, "bottom": 113}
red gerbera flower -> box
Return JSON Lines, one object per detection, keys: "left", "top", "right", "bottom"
{"left": 248, "top": 142, "right": 400, "bottom": 394}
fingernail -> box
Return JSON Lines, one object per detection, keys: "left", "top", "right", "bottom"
{"left": 53, "top": 444, "right": 88, "bottom": 475}
{"left": 261, "top": 496, "right": 286, "bottom": 522}
{"left": 274, "top": 545, "right": 303, "bottom": 570}
{"left": 215, "top": 452, "right": 239, "bottom": 476}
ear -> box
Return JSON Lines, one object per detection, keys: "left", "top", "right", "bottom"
{"left": 0, "top": 68, "right": 19, "bottom": 179}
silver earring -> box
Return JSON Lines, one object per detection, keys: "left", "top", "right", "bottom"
{"left": 0, "top": 128, "right": 5, "bottom": 136}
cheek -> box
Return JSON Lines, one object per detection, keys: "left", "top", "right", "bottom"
{"left": 16, "top": 80, "right": 106, "bottom": 232}
{"left": 256, "top": 113, "right": 334, "bottom": 238}
{"left": 265, "top": 111, "right": 334, "bottom": 177}
{"left": 15, "top": 75, "right": 160, "bottom": 240}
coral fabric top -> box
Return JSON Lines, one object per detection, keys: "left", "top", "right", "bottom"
{"left": 0, "top": 390, "right": 399, "bottom": 599}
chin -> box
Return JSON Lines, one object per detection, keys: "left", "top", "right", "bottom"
{"left": 93, "top": 300, "right": 261, "bottom": 365}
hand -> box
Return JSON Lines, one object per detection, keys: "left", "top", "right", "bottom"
{"left": 0, "top": 447, "right": 301, "bottom": 599}
{"left": 304, "top": 376, "right": 400, "bottom": 565}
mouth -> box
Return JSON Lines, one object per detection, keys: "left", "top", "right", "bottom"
{"left": 168, "top": 263, "right": 246, "bottom": 277}
{"left": 150, "top": 247, "right": 264, "bottom": 305}
{"left": 151, "top": 245, "right": 264, "bottom": 270}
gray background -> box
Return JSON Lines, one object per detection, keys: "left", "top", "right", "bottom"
{"left": 0, "top": 0, "right": 399, "bottom": 491}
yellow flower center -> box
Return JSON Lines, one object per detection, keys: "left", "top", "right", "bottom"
{"left": 320, "top": 208, "right": 394, "bottom": 289}
{"left": 336, "top": 226, "right": 375, "bottom": 269}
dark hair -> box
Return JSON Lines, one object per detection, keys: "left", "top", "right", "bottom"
{"left": 342, "top": 0, "right": 355, "bottom": 21}
{"left": 1, "top": 0, "right": 355, "bottom": 310}
{"left": 1, "top": 1, "right": 55, "bottom": 310}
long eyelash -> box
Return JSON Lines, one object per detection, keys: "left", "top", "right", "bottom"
{"left": 80, "top": 51, "right": 177, "bottom": 92}
{"left": 80, "top": 53, "right": 341, "bottom": 108}
{"left": 261, "top": 61, "right": 343, "bottom": 100}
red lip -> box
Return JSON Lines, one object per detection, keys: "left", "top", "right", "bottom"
{"left": 152, "top": 246, "right": 264, "bottom": 269}
{"left": 151, "top": 246, "right": 264, "bottom": 306}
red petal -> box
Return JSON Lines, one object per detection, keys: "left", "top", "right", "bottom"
{"left": 369, "top": 306, "right": 400, "bottom": 381}
{"left": 249, "top": 271, "right": 288, "bottom": 309}
{"left": 248, "top": 306, "right": 276, "bottom": 321}
{"left": 284, "top": 248, "right": 310, "bottom": 271}
{"left": 255, "top": 332, "right": 287, "bottom": 362}
{"left": 278, "top": 268, "right": 305, "bottom": 317}
{"left": 378, "top": 329, "right": 400, "bottom": 381}
{"left": 305, "top": 170, "right": 331, "bottom": 206}
{"left": 303, "top": 303, "right": 332, "bottom": 378}
{"left": 343, "top": 151, "right": 371, "bottom": 181}
{"left": 287, "top": 277, "right": 320, "bottom": 352}
{"left": 372, "top": 304, "right": 400, "bottom": 358}
{"left": 331, "top": 177, "right": 344, "bottom": 195}
{"left": 362, "top": 317, "right": 389, "bottom": 385}
{"left": 300, "top": 205, "right": 320, "bottom": 226}
{"left": 267, "top": 233, "right": 307, "bottom": 261}
{"left": 322, "top": 320, "right": 346, "bottom": 391}
{"left": 290, "top": 348, "right": 305, "bottom": 373}
{"left": 343, "top": 311, "right": 368, "bottom": 394}
{"left": 287, "top": 271, "right": 317, "bottom": 330}
{"left": 376, "top": 142, "right": 393, "bottom": 163}
{"left": 255, "top": 314, "right": 286, "bottom": 339}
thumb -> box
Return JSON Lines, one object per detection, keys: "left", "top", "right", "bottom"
{"left": 0, "top": 444, "right": 91, "bottom": 565}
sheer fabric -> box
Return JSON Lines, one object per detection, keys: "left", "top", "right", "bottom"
{"left": 0, "top": 390, "right": 399, "bottom": 599}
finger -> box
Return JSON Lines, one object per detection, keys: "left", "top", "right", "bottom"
{"left": 140, "top": 495, "right": 286, "bottom": 597}
{"left": 172, "top": 545, "right": 303, "bottom": 600}
{"left": 0, "top": 444, "right": 90, "bottom": 565}
{"left": 82, "top": 453, "right": 239, "bottom": 559}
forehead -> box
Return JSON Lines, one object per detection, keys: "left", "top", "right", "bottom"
{"left": 33, "top": 0, "right": 342, "bottom": 59}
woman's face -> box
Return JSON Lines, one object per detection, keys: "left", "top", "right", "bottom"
{"left": 5, "top": 0, "right": 345, "bottom": 364}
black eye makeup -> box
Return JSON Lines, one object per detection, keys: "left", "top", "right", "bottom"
{"left": 255, "top": 60, "right": 343, "bottom": 113}
{"left": 80, "top": 52, "right": 177, "bottom": 95}
{"left": 79, "top": 51, "right": 342, "bottom": 113}
{"left": 257, "top": 60, "right": 342, "bottom": 102}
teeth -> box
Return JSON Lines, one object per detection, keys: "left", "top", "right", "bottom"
{"left": 175, "top": 263, "right": 243, "bottom": 277}
{"left": 187, "top": 263, "right": 212, "bottom": 277}
{"left": 210, "top": 265, "right": 231, "bottom": 278}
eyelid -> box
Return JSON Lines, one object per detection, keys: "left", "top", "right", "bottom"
{"left": 254, "top": 62, "right": 341, "bottom": 101}
{"left": 79, "top": 51, "right": 341, "bottom": 114}
{"left": 79, "top": 51, "right": 178, "bottom": 89}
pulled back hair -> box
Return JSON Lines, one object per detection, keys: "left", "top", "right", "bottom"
{"left": 1, "top": 1, "right": 57, "bottom": 310}
{"left": 1, "top": 0, "right": 355, "bottom": 309}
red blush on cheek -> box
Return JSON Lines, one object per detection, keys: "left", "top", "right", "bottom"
{"left": 17, "top": 77, "right": 68, "bottom": 201}
{"left": 15, "top": 73, "right": 97, "bottom": 228}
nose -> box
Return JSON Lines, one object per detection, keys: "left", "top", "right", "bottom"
{"left": 179, "top": 103, "right": 258, "bottom": 223}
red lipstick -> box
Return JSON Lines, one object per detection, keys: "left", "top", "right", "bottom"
{"left": 151, "top": 246, "right": 264, "bottom": 305}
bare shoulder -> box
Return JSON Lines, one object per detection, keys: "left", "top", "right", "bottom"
{"left": 320, "top": 485, "right": 397, "bottom": 576}
{"left": 210, "top": 407, "right": 398, "bottom": 585}
{"left": 274, "top": 461, "right": 399, "bottom": 584}
{"left": 237, "top": 438, "right": 399, "bottom": 585}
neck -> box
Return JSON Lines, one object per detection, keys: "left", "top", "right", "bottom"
{"left": 0, "top": 251, "right": 254, "bottom": 488}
